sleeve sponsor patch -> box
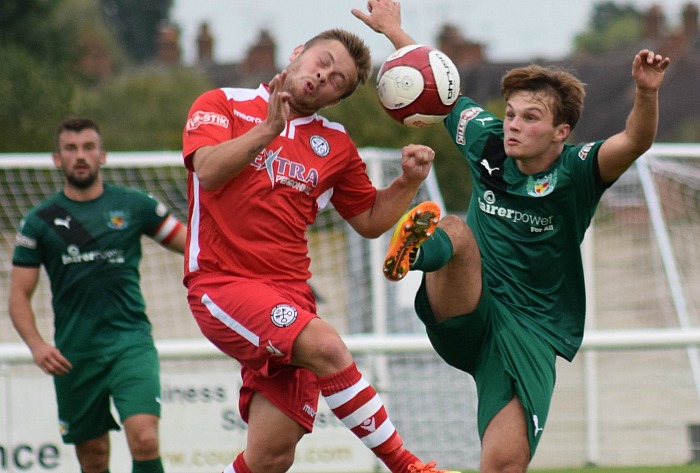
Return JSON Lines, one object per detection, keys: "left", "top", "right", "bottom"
{"left": 15, "top": 233, "right": 37, "bottom": 249}
{"left": 186, "top": 111, "right": 230, "bottom": 131}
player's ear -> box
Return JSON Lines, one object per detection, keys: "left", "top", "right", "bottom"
{"left": 52, "top": 152, "right": 63, "bottom": 169}
{"left": 553, "top": 123, "right": 570, "bottom": 143}
{"left": 289, "top": 44, "right": 304, "bottom": 62}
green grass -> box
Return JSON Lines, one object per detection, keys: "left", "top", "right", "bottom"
{"left": 458, "top": 467, "right": 700, "bottom": 473}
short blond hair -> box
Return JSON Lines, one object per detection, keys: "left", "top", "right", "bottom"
{"left": 305, "top": 28, "right": 371, "bottom": 98}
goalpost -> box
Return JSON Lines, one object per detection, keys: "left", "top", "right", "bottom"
{"left": 0, "top": 149, "right": 480, "bottom": 472}
{"left": 1, "top": 144, "right": 700, "bottom": 471}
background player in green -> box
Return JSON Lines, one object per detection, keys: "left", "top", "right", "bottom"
{"left": 354, "top": 1, "right": 671, "bottom": 471}
{"left": 8, "top": 117, "right": 187, "bottom": 473}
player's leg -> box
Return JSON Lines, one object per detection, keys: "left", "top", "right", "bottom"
{"left": 423, "top": 214, "right": 482, "bottom": 322}
{"left": 110, "top": 345, "right": 164, "bottom": 473}
{"left": 239, "top": 392, "right": 306, "bottom": 472}
{"left": 188, "top": 277, "right": 323, "bottom": 473}
{"left": 474, "top": 303, "right": 556, "bottom": 472}
{"left": 189, "top": 276, "right": 451, "bottom": 473}
{"left": 75, "top": 434, "right": 110, "bottom": 473}
{"left": 480, "top": 398, "right": 530, "bottom": 473}
{"left": 293, "top": 318, "right": 445, "bottom": 473}
{"left": 123, "top": 414, "right": 163, "bottom": 472}
{"left": 382, "top": 202, "right": 482, "bottom": 321}
{"left": 54, "top": 358, "right": 119, "bottom": 473}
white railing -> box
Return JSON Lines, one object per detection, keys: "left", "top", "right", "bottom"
{"left": 5, "top": 329, "right": 700, "bottom": 366}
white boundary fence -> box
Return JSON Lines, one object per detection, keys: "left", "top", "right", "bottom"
{"left": 3, "top": 144, "right": 700, "bottom": 471}
{"left": 4, "top": 328, "right": 700, "bottom": 365}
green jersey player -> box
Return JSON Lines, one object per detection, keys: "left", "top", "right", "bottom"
{"left": 354, "top": 1, "right": 671, "bottom": 471}
{"left": 9, "top": 117, "right": 186, "bottom": 473}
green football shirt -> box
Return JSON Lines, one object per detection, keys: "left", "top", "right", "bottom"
{"left": 444, "top": 96, "right": 609, "bottom": 360}
{"left": 13, "top": 184, "right": 172, "bottom": 360}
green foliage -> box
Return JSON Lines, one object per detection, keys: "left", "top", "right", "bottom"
{"left": 0, "top": 0, "right": 82, "bottom": 151}
{"left": 99, "top": 0, "right": 173, "bottom": 63}
{"left": 0, "top": 46, "right": 74, "bottom": 151}
{"left": 0, "top": 0, "right": 70, "bottom": 67}
{"left": 673, "top": 118, "right": 700, "bottom": 142}
{"left": 55, "top": 0, "right": 129, "bottom": 83}
{"left": 573, "top": 2, "right": 644, "bottom": 54}
{"left": 0, "top": 0, "right": 203, "bottom": 153}
{"left": 73, "top": 67, "right": 212, "bottom": 151}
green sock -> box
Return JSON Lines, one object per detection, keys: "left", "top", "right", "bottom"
{"left": 132, "top": 458, "right": 164, "bottom": 473}
{"left": 412, "top": 226, "right": 453, "bottom": 272}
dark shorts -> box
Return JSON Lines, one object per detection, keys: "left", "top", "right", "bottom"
{"left": 414, "top": 273, "right": 556, "bottom": 456}
{"left": 54, "top": 343, "right": 161, "bottom": 444}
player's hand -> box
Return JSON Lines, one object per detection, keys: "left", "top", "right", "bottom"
{"left": 400, "top": 144, "right": 434, "bottom": 183}
{"left": 632, "top": 49, "right": 670, "bottom": 92}
{"left": 352, "top": 0, "right": 402, "bottom": 35}
{"left": 266, "top": 71, "right": 291, "bottom": 134}
{"left": 32, "top": 343, "right": 72, "bottom": 376}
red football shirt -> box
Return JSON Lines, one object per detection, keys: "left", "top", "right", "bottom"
{"left": 182, "top": 85, "right": 377, "bottom": 284}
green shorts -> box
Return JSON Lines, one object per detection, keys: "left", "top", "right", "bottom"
{"left": 415, "top": 274, "right": 556, "bottom": 457}
{"left": 54, "top": 343, "right": 161, "bottom": 444}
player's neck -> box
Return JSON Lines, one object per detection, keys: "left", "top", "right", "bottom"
{"left": 514, "top": 144, "right": 564, "bottom": 175}
{"left": 63, "top": 180, "right": 105, "bottom": 202}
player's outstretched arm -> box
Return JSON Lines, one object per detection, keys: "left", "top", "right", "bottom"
{"left": 597, "top": 49, "right": 671, "bottom": 184}
{"left": 352, "top": 0, "right": 416, "bottom": 49}
{"left": 346, "top": 144, "right": 434, "bottom": 239}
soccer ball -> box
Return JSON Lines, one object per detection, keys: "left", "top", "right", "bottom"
{"left": 376, "top": 44, "right": 460, "bottom": 127}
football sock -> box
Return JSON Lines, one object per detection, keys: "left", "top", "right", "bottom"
{"left": 319, "top": 362, "right": 420, "bottom": 473}
{"left": 412, "top": 226, "right": 453, "bottom": 272}
{"left": 132, "top": 458, "right": 163, "bottom": 473}
{"left": 223, "top": 452, "right": 251, "bottom": 473}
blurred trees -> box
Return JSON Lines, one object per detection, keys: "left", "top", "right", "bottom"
{"left": 573, "top": 2, "right": 644, "bottom": 55}
{"left": 0, "top": 0, "right": 77, "bottom": 150}
{"left": 0, "top": 0, "right": 210, "bottom": 153}
{"left": 75, "top": 67, "right": 211, "bottom": 150}
{"left": 99, "top": 0, "right": 172, "bottom": 63}
{"left": 1, "top": 0, "right": 696, "bottom": 209}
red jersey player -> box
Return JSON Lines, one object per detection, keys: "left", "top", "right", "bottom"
{"left": 182, "top": 29, "right": 449, "bottom": 473}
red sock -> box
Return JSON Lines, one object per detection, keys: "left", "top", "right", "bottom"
{"left": 223, "top": 452, "right": 251, "bottom": 473}
{"left": 318, "top": 363, "right": 421, "bottom": 473}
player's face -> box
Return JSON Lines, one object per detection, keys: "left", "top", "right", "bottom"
{"left": 284, "top": 40, "right": 358, "bottom": 115}
{"left": 503, "top": 91, "right": 569, "bottom": 171}
{"left": 53, "top": 129, "right": 106, "bottom": 189}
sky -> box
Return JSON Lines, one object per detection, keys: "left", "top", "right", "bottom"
{"left": 171, "top": 0, "right": 691, "bottom": 67}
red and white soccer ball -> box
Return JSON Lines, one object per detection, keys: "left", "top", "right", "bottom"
{"left": 376, "top": 44, "right": 461, "bottom": 127}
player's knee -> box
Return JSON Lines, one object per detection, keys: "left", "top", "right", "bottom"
{"left": 293, "top": 321, "right": 351, "bottom": 374}
{"left": 247, "top": 447, "right": 295, "bottom": 472}
{"left": 128, "top": 430, "right": 160, "bottom": 459}
{"left": 439, "top": 215, "right": 476, "bottom": 254}
{"left": 75, "top": 436, "right": 110, "bottom": 472}
{"left": 76, "top": 446, "right": 109, "bottom": 472}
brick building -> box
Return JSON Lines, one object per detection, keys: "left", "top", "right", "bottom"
{"left": 157, "top": 3, "right": 699, "bottom": 142}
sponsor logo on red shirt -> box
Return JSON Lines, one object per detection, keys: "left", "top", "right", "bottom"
{"left": 186, "top": 111, "right": 230, "bottom": 131}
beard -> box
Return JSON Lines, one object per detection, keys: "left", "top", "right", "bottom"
{"left": 64, "top": 168, "right": 99, "bottom": 189}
